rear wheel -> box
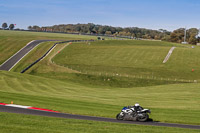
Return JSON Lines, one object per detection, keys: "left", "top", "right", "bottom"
{"left": 137, "top": 113, "right": 149, "bottom": 122}
{"left": 116, "top": 113, "right": 124, "bottom": 120}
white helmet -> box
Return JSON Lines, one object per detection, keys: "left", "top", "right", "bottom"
{"left": 135, "top": 103, "right": 140, "bottom": 107}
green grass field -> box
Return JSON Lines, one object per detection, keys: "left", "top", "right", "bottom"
{"left": 53, "top": 40, "right": 200, "bottom": 81}
{"left": 18, "top": 39, "right": 200, "bottom": 88}
{"left": 12, "top": 41, "right": 181, "bottom": 87}
{"left": 1, "top": 112, "right": 199, "bottom": 133}
{"left": 1, "top": 31, "right": 200, "bottom": 132}
{"left": 0, "top": 30, "right": 96, "bottom": 64}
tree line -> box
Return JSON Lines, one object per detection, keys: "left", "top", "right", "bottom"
{"left": 28, "top": 23, "right": 170, "bottom": 40}
{"left": 1, "top": 22, "right": 15, "bottom": 30}
{"left": 28, "top": 23, "right": 200, "bottom": 44}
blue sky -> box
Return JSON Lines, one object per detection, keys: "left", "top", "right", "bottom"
{"left": 0, "top": 0, "right": 200, "bottom": 31}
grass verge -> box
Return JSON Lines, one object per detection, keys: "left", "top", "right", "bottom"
{"left": 0, "top": 112, "right": 199, "bottom": 133}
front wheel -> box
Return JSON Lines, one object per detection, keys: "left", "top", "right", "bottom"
{"left": 137, "top": 113, "right": 149, "bottom": 122}
{"left": 116, "top": 113, "right": 124, "bottom": 120}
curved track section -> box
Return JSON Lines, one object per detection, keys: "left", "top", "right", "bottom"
{"left": 0, "top": 105, "right": 199, "bottom": 130}
{"left": 0, "top": 40, "right": 60, "bottom": 71}
{"left": 20, "top": 40, "right": 94, "bottom": 73}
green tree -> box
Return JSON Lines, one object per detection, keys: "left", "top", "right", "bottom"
{"left": 2, "top": 23, "right": 8, "bottom": 29}
{"left": 170, "top": 28, "right": 184, "bottom": 43}
{"left": 9, "top": 24, "right": 15, "bottom": 30}
{"left": 189, "top": 36, "right": 197, "bottom": 44}
{"left": 98, "top": 27, "right": 106, "bottom": 34}
{"left": 88, "top": 23, "right": 95, "bottom": 32}
{"left": 93, "top": 26, "right": 99, "bottom": 33}
{"left": 188, "top": 28, "right": 199, "bottom": 44}
{"left": 32, "top": 25, "right": 41, "bottom": 31}
{"left": 28, "top": 26, "right": 32, "bottom": 30}
{"left": 75, "top": 25, "right": 81, "bottom": 32}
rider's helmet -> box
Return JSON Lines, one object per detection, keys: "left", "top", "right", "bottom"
{"left": 135, "top": 103, "right": 140, "bottom": 107}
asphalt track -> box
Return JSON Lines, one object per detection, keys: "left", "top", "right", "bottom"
{"left": 0, "top": 40, "right": 60, "bottom": 71}
{"left": 0, "top": 105, "right": 199, "bottom": 130}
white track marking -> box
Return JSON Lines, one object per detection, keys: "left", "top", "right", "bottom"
{"left": 0, "top": 40, "right": 35, "bottom": 68}
{"left": 9, "top": 41, "right": 45, "bottom": 71}
{"left": 0, "top": 103, "right": 59, "bottom": 112}
{"left": 26, "top": 40, "right": 35, "bottom": 46}
{"left": 163, "top": 47, "right": 176, "bottom": 63}
{"left": 48, "top": 43, "right": 69, "bottom": 62}
{"left": 40, "top": 42, "right": 64, "bottom": 61}
{"left": 6, "top": 104, "right": 31, "bottom": 109}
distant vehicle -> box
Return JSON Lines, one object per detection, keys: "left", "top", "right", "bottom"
{"left": 182, "top": 42, "right": 188, "bottom": 44}
{"left": 116, "top": 104, "right": 151, "bottom": 122}
{"left": 97, "top": 36, "right": 105, "bottom": 40}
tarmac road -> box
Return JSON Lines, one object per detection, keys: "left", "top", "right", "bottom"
{"left": 0, "top": 105, "right": 200, "bottom": 130}
{"left": 0, "top": 40, "right": 60, "bottom": 71}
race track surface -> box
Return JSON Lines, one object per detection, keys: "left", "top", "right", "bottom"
{"left": 0, "top": 40, "right": 59, "bottom": 71}
{"left": 0, "top": 105, "right": 199, "bottom": 130}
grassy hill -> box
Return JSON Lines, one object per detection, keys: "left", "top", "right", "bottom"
{"left": 16, "top": 39, "right": 200, "bottom": 88}
{"left": 0, "top": 30, "right": 96, "bottom": 64}
{"left": 53, "top": 40, "right": 200, "bottom": 81}
{"left": 1, "top": 31, "right": 200, "bottom": 132}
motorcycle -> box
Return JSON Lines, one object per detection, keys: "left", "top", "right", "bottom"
{"left": 116, "top": 106, "right": 151, "bottom": 122}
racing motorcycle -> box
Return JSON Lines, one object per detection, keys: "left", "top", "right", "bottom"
{"left": 116, "top": 106, "right": 151, "bottom": 122}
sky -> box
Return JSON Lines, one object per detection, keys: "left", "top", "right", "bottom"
{"left": 0, "top": 0, "right": 200, "bottom": 31}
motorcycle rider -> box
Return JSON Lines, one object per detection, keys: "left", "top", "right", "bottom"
{"left": 133, "top": 103, "right": 143, "bottom": 112}
{"left": 116, "top": 103, "right": 150, "bottom": 121}
{"left": 127, "top": 103, "right": 143, "bottom": 111}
